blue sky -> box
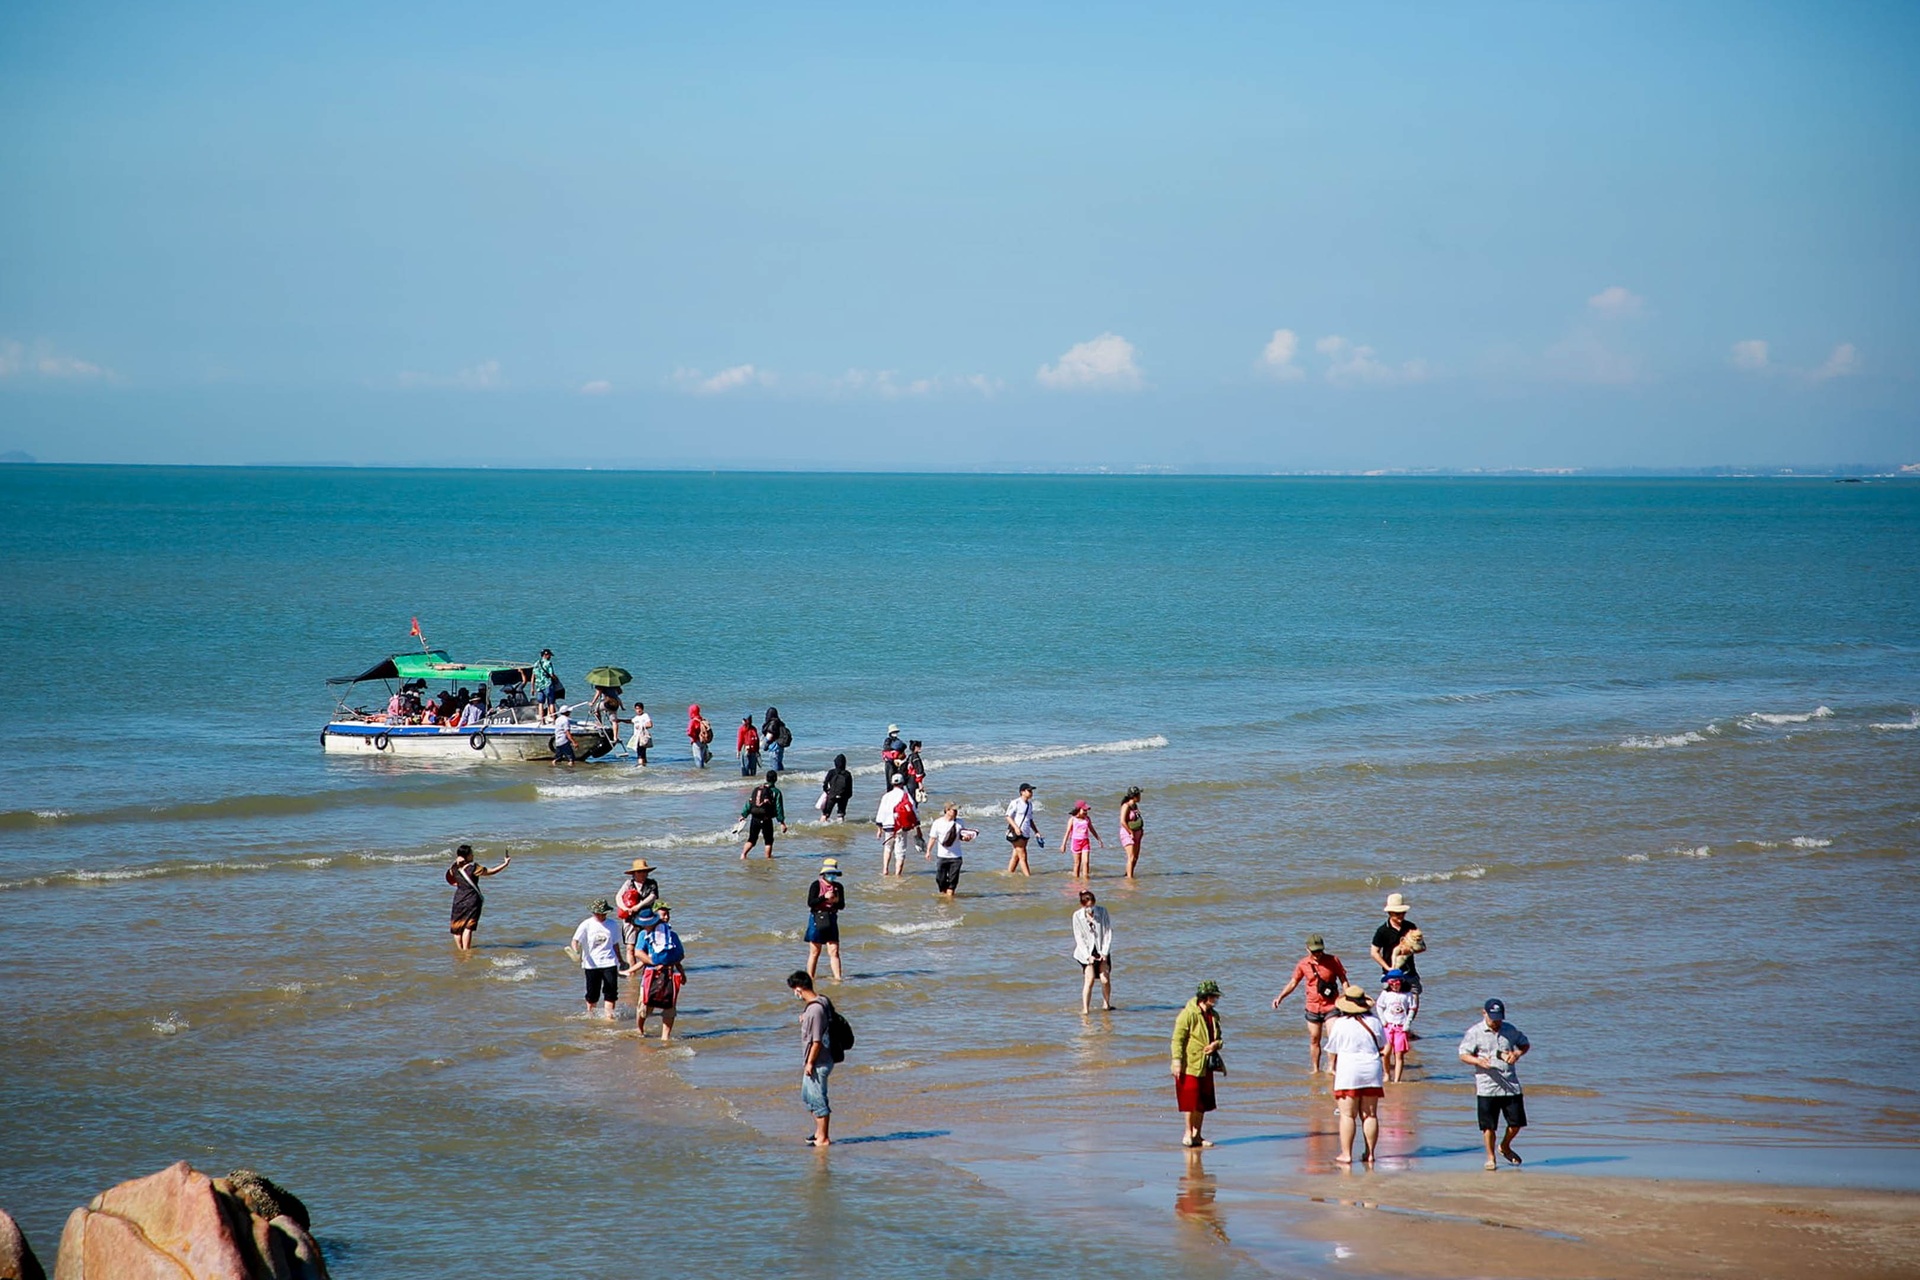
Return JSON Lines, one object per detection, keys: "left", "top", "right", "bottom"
{"left": 1, "top": 1, "right": 1915, "bottom": 469}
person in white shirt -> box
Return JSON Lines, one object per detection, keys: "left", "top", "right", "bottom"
{"left": 925, "top": 803, "right": 976, "bottom": 897}
{"left": 1004, "top": 782, "right": 1040, "bottom": 876}
{"left": 1071, "top": 890, "right": 1115, "bottom": 1013}
{"left": 1324, "top": 985, "right": 1388, "bottom": 1164}
{"left": 550, "top": 707, "right": 577, "bottom": 768}
{"left": 628, "top": 701, "right": 653, "bottom": 767}
{"left": 567, "top": 899, "right": 621, "bottom": 1019}
{"left": 876, "top": 779, "right": 917, "bottom": 876}
{"left": 1375, "top": 969, "right": 1418, "bottom": 1082}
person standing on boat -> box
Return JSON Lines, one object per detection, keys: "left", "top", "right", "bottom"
{"left": 687, "top": 704, "right": 712, "bottom": 768}
{"left": 628, "top": 701, "right": 653, "bottom": 767}
{"left": 532, "top": 649, "right": 559, "bottom": 725}
{"left": 762, "top": 707, "right": 791, "bottom": 771}
{"left": 446, "top": 844, "right": 510, "bottom": 951}
{"left": 737, "top": 715, "right": 761, "bottom": 777}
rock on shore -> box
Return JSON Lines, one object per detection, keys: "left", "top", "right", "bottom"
{"left": 50, "top": 1161, "right": 327, "bottom": 1280}
{"left": 0, "top": 1210, "right": 47, "bottom": 1280}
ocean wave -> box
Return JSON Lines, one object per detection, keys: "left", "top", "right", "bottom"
{"left": 151, "top": 1013, "right": 189, "bottom": 1036}
{"left": 1670, "top": 845, "right": 1713, "bottom": 858}
{"left": 878, "top": 918, "right": 963, "bottom": 936}
{"left": 1742, "top": 706, "right": 1834, "bottom": 728}
{"left": 1789, "top": 836, "right": 1832, "bottom": 849}
{"left": 1397, "top": 865, "right": 1487, "bottom": 885}
{"left": 618, "top": 828, "right": 741, "bottom": 851}
{"left": 1620, "top": 730, "right": 1710, "bottom": 750}
{"left": 488, "top": 957, "right": 538, "bottom": 983}
{"left": 0, "top": 780, "right": 531, "bottom": 833}
{"left": 1622, "top": 852, "right": 1651, "bottom": 862}
{"left": 1871, "top": 711, "right": 1920, "bottom": 731}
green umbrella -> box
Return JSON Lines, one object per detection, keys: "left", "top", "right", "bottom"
{"left": 585, "top": 666, "right": 633, "bottom": 689}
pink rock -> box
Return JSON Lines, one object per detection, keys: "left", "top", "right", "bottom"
{"left": 0, "top": 1209, "right": 47, "bottom": 1280}
{"left": 51, "top": 1163, "right": 327, "bottom": 1280}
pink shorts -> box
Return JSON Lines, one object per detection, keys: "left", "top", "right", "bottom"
{"left": 1385, "top": 1025, "right": 1410, "bottom": 1054}
{"left": 1070, "top": 839, "right": 1091, "bottom": 854}
{"left": 1121, "top": 831, "right": 1138, "bottom": 849}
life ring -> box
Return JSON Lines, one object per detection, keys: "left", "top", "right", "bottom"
{"left": 373, "top": 732, "right": 391, "bottom": 751}
{"left": 468, "top": 730, "right": 488, "bottom": 751}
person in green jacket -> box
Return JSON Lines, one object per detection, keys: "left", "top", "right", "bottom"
{"left": 740, "top": 770, "right": 788, "bottom": 859}
{"left": 1171, "top": 980, "right": 1225, "bottom": 1148}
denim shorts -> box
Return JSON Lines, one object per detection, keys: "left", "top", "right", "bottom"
{"left": 802, "top": 1061, "right": 833, "bottom": 1117}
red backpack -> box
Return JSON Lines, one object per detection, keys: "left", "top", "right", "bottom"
{"left": 893, "top": 794, "right": 918, "bottom": 830}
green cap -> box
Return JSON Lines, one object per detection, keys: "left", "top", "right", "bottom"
{"left": 1306, "top": 934, "right": 1325, "bottom": 951}
{"left": 1195, "top": 979, "right": 1222, "bottom": 999}
{"left": 590, "top": 898, "right": 611, "bottom": 914}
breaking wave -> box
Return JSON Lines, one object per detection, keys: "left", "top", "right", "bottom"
{"left": 1871, "top": 712, "right": 1919, "bottom": 731}
{"left": 1741, "top": 706, "right": 1834, "bottom": 728}
{"left": 878, "top": 918, "right": 963, "bottom": 936}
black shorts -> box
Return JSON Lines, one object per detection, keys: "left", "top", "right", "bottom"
{"left": 553, "top": 741, "right": 576, "bottom": 762}
{"left": 584, "top": 966, "right": 618, "bottom": 1004}
{"left": 825, "top": 796, "right": 848, "bottom": 819}
{"left": 1304, "top": 1009, "right": 1329, "bottom": 1024}
{"left": 747, "top": 814, "right": 776, "bottom": 846}
{"left": 1477, "top": 1095, "right": 1528, "bottom": 1131}
{"left": 934, "top": 857, "right": 963, "bottom": 892}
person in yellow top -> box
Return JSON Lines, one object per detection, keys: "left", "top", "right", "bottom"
{"left": 1170, "top": 980, "right": 1225, "bottom": 1148}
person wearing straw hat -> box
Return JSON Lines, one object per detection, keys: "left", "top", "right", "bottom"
{"left": 567, "top": 899, "right": 621, "bottom": 1019}
{"left": 614, "top": 858, "right": 660, "bottom": 967}
{"left": 805, "top": 859, "right": 846, "bottom": 981}
{"left": 1371, "top": 892, "right": 1424, "bottom": 996}
{"left": 1171, "top": 980, "right": 1226, "bottom": 1148}
{"left": 1324, "top": 983, "right": 1388, "bottom": 1164}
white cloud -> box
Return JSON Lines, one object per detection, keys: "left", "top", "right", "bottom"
{"left": 829, "top": 369, "right": 1002, "bottom": 398}
{"left": 672, "top": 364, "right": 775, "bottom": 395}
{"left": 1314, "top": 335, "right": 1431, "bottom": 386}
{"left": 579, "top": 379, "right": 612, "bottom": 395}
{"left": 397, "top": 360, "right": 501, "bottom": 390}
{"left": 1037, "top": 333, "right": 1143, "bottom": 391}
{"left": 1810, "top": 342, "right": 1861, "bottom": 382}
{"left": 1259, "top": 328, "right": 1305, "bottom": 380}
{"left": 1730, "top": 340, "right": 1769, "bottom": 372}
{"left": 0, "top": 338, "right": 115, "bottom": 380}
{"left": 1587, "top": 286, "right": 1644, "bottom": 318}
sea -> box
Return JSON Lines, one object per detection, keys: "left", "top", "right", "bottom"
{"left": 1, "top": 467, "right": 1916, "bottom": 1278}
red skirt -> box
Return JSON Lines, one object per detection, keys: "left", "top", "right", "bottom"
{"left": 1174, "top": 1072, "right": 1216, "bottom": 1113}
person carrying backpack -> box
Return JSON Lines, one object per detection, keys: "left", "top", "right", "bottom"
{"left": 620, "top": 906, "right": 686, "bottom": 1040}
{"left": 805, "top": 857, "right": 846, "bottom": 981}
{"left": 762, "top": 706, "right": 792, "bottom": 770}
{"left": 818, "top": 753, "right": 854, "bottom": 821}
{"left": 787, "top": 969, "right": 853, "bottom": 1147}
{"left": 687, "top": 704, "right": 712, "bottom": 768}
{"left": 737, "top": 716, "right": 761, "bottom": 777}
{"left": 876, "top": 776, "right": 919, "bottom": 876}
{"left": 740, "top": 770, "right": 787, "bottom": 859}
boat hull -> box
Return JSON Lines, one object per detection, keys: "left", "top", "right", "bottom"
{"left": 322, "top": 722, "right": 616, "bottom": 762}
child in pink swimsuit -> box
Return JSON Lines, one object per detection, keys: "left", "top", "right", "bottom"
{"left": 1062, "top": 800, "right": 1104, "bottom": 880}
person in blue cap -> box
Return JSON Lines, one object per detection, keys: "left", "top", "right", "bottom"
{"left": 1458, "top": 998, "right": 1530, "bottom": 1169}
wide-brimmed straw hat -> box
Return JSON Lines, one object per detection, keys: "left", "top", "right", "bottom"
{"left": 627, "top": 858, "right": 655, "bottom": 874}
{"left": 1382, "top": 892, "right": 1413, "bottom": 914}
{"left": 820, "top": 857, "right": 842, "bottom": 878}
{"left": 1334, "top": 983, "right": 1373, "bottom": 1015}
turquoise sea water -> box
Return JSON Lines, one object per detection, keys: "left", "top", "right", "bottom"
{"left": 2, "top": 468, "right": 1917, "bottom": 1276}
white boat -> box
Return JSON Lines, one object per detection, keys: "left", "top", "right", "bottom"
{"left": 323, "top": 650, "right": 617, "bottom": 762}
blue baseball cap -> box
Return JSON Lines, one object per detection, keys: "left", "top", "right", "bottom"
{"left": 1483, "top": 998, "right": 1506, "bottom": 1017}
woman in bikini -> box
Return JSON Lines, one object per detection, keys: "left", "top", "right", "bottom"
{"left": 1061, "top": 800, "right": 1104, "bottom": 880}
{"left": 1118, "top": 787, "right": 1145, "bottom": 878}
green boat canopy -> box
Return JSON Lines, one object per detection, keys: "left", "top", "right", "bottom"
{"left": 328, "top": 650, "right": 533, "bottom": 687}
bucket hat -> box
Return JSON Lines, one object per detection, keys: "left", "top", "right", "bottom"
{"left": 1383, "top": 892, "right": 1413, "bottom": 914}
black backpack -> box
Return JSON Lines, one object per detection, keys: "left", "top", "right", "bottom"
{"left": 822, "top": 998, "right": 855, "bottom": 1063}
{"left": 750, "top": 785, "right": 775, "bottom": 816}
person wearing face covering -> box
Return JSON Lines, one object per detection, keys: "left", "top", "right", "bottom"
{"left": 686, "top": 703, "right": 712, "bottom": 768}
{"left": 762, "top": 706, "right": 791, "bottom": 770}
{"left": 819, "top": 753, "right": 854, "bottom": 821}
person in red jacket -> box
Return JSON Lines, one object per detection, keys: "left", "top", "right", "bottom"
{"left": 687, "top": 703, "right": 711, "bottom": 768}
{"left": 737, "top": 715, "right": 761, "bottom": 776}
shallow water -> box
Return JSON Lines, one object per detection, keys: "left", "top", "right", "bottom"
{"left": 1, "top": 469, "right": 1916, "bottom": 1275}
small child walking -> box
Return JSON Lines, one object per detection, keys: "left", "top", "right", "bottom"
{"left": 1376, "top": 968, "right": 1418, "bottom": 1082}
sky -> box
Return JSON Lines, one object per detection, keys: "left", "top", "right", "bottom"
{"left": 1, "top": 0, "right": 1916, "bottom": 470}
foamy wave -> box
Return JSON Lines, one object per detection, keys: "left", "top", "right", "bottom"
{"left": 878, "top": 918, "right": 963, "bottom": 936}
{"left": 1789, "top": 836, "right": 1832, "bottom": 849}
{"left": 926, "top": 736, "right": 1169, "bottom": 771}
{"left": 957, "top": 803, "right": 1005, "bottom": 819}
{"left": 33, "top": 809, "right": 69, "bottom": 820}
{"left": 359, "top": 852, "right": 450, "bottom": 865}
{"left": 617, "top": 828, "right": 741, "bottom": 852}
{"left": 1871, "top": 712, "right": 1920, "bottom": 731}
{"left": 489, "top": 965, "right": 538, "bottom": 982}
{"left": 1742, "top": 706, "right": 1834, "bottom": 728}
{"left": 274, "top": 982, "right": 308, "bottom": 994}
{"left": 1399, "top": 865, "right": 1487, "bottom": 884}
{"left": 1623, "top": 852, "right": 1651, "bottom": 862}
{"left": 866, "top": 1059, "right": 918, "bottom": 1073}
{"left": 1671, "top": 845, "right": 1713, "bottom": 858}
{"left": 152, "top": 1013, "right": 189, "bottom": 1036}
{"left": 1621, "top": 731, "right": 1708, "bottom": 750}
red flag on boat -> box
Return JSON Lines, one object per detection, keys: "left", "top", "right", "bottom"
{"left": 410, "top": 617, "right": 422, "bottom": 639}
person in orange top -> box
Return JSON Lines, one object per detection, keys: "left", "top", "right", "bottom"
{"left": 1270, "top": 934, "right": 1349, "bottom": 1073}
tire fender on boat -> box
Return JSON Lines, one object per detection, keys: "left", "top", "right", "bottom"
{"left": 469, "top": 730, "right": 488, "bottom": 751}
{"left": 373, "top": 732, "right": 391, "bottom": 751}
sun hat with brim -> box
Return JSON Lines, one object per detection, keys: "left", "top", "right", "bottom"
{"left": 627, "top": 858, "right": 655, "bottom": 874}
{"left": 1383, "top": 893, "right": 1412, "bottom": 914}
{"left": 1334, "top": 984, "right": 1373, "bottom": 1015}
{"left": 1383, "top": 969, "right": 1406, "bottom": 983}
{"left": 887, "top": 724, "right": 899, "bottom": 734}
{"left": 589, "top": 898, "right": 611, "bottom": 914}
{"left": 632, "top": 910, "right": 660, "bottom": 929}
{"left": 1195, "top": 980, "right": 1222, "bottom": 999}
